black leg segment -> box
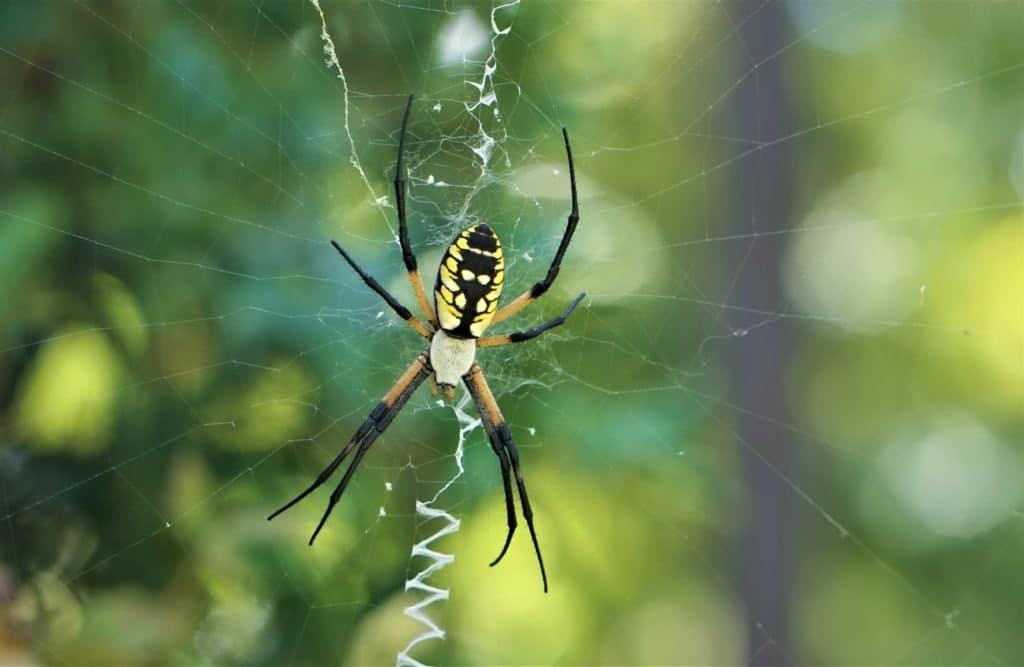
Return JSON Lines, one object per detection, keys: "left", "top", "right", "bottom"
{"left": 464, "top": 364, "right": 549, "bottom": 593}
{"left": 479, "top": 292, "right": 586, "bottom": 348}
{"left": 395, "top": 94, "right": 417, "bottom": 274}
{"left": 268, "top": 356, "right": 431, "bottom": 544}
{"left": 529, "top": 128, "right": 581, "bottom": 300}
{"left": 330, "top": 240, "right": 432, "bottom": 338}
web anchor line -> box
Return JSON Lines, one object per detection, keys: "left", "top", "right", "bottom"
{"left": 396, "top": 391, "right": 476, "bottom": 667}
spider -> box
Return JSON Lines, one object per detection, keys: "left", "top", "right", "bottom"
{"left": 268, "top": 95, "right": 583, "bottom": 593}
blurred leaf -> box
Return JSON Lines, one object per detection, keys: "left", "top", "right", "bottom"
{"left": 92, "top": 273, "right": 148, "bottom": 358}
{"left": 13, "top": 324, "right": 122, "bottom": 455}
{"left": 206, "top": 360, "right": 318, "bottom": 452}
{"left": 7, "top": 571, "right": 82, "bottom": 646}
{"left": 0, "top": 189, "right": 64, "bottom": 308}
{"left": 930, "top": 216, "right": 1024, "bottom": 406}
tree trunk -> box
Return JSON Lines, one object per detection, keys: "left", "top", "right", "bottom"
{"left": 728, "top": 1, "right": 796, "bottom": 664}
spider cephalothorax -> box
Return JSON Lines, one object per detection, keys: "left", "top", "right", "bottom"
{"left": 268, "top": 95, "right": 583, "bottom": 593}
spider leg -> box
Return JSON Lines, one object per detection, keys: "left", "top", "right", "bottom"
{"left": 330, "top": 241, "right": 432, "bottom": 339}
{"left": 464, "top": 364, "right": 549, "bottom": 593}
{"left": 467, "top": 384, "right": 518, "bottom": 563}
{"left": 478, "top": 292, "right": 585, "bottom": 348}
{"left": 491, "top": 127, "right": 580, "bottom": 326}
{"left": 394, "top": 94, "right": 439, "bottom": 328}
{"left": 268, "top": 355, "right": 431, "bottom": 545}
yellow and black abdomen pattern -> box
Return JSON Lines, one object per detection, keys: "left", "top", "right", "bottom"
{"left": 434, "top": 223, "right": 504, "bottom": 338}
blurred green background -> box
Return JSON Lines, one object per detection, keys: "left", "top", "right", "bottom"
{"left": 2, "top": 1, "right": 1023, "bottom": 665}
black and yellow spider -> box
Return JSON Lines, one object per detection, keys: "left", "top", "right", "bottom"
{"left": 268, "top": 95, "right": 583, "bottom": 593}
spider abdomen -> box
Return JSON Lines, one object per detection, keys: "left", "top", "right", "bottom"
{"left": 434, "top": 223, "right": 504, "bottom": 338}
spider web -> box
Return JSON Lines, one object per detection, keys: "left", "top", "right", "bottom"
{"left": 2, "top": 1, "right": 1023, "bottom": 665}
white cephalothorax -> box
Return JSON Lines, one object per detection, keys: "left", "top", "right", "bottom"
{"left": 429, "top": 329, "right": 476, "bottom": 396}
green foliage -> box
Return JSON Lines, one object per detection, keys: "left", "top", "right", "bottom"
{"left": 2, "top": 2, "right": 1023, "bottom": 665}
